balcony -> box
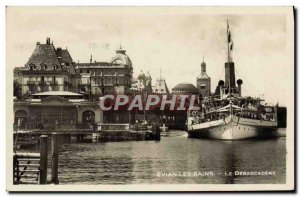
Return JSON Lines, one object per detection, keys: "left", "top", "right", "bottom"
{"left": 64, "top": 81, "right": 73, "bottom": 88}
{"left": 38, "top": 81, "right": 47, "bottom": 85}
{"left": 14, "top": 123, "right": 97, "bottom": 131}
{"left": 50, "top": 80, "right": 58, "bottom": 86}
{"left": 27, "top": 81, "right": 36, "bottom": 85}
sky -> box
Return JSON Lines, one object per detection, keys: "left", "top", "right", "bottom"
{"left": 6, "top": 7, "right": 293, "bottom": 106}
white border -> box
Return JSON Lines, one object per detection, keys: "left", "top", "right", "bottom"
{"left": 2, "top": 1, "right": 298, "bottom": 195}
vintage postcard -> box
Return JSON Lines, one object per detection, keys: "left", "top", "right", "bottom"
{"left": 6, "top": 6, "right": 294, "bottom": 191}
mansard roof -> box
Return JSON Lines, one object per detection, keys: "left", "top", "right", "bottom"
{"left": 26, "top": 43, "right": 60, "bottom": 67}
{"left": 24, "top": 38, "right": 76, "bottom": 74}
{"left": 60, "top": 49, "right": 73, "bottom": 64}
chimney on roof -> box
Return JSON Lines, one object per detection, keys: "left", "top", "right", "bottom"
{"left": 36, "top": 42, "right": 40, "bottom": 46}
{"left": 46, "top": 37, "right": 51, "bottom": 45}
{"left": 57, "top": 47, "right": 62, "bottom": 59}
{"left": 90, "top": 54, "right": 92, "bottom": 64}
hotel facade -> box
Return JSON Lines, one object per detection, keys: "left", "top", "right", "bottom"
{"left": 13, "top": 38, "right": 134, "bottom": 129}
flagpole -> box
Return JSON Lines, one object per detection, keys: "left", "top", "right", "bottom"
{"left": 227, "top": 19, "right": 231, "bottom": 101}
{"left": 227, "top": 19, "right": 233, "bottom": 120}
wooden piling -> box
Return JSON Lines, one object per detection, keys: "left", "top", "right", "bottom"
{"left": 39, "top": 135, "right": 48, "bottom": 184}
{"left": 51, "top": 133, "right": 60, "bottom": 184}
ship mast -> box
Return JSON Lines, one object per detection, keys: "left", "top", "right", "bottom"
{"left": 227, "top": 19, "right": 231, "bottom": 101}
{"left": 227, "top": 19, "right": 233, "bottom": 118}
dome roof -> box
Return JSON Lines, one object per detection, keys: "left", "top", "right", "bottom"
{"left": 172, "top": 82, "right": 198, "bottom": 94}
{"left": 137, "top": 70, "right": 146, "bottom": 79}
{"left": 110, "top": 47, "right": 132, "bottom": 68}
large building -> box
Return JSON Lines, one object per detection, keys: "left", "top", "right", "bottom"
{"left": 77, "top": 47, "right": 133, "bottom": 96}
{"left": 196, "top": 59, "right": 211, "bottom": 98}
{"left": 13, "top": 38, "right": 136, "bottom": 128}
{"left": 15, "top": 37, "right": 81, "bottom": 96}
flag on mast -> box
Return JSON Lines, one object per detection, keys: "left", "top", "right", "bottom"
{"left": 230, "top": 42, "right": 234, "bottom": 50}
{"left": 227, "top": 21, "right": 234, "bottom": 51}
{"left": 228, "top": 30, "right": 231, "bottom": 43}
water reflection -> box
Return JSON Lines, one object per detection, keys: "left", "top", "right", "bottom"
{"left": 57, "top": 131, "right": 286, "bottom": 184}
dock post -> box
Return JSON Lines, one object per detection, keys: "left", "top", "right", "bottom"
{"left": 51, "top": 133, "right": 60, "bottom": 184}
{"left": 39, "top": 135, "right": 48, "bottom": 184}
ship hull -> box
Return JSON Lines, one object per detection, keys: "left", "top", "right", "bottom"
{"left": 187, "top": 115, "right": 278, "bottom": 140}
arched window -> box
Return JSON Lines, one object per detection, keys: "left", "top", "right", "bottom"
{"left": 29, "top": 64, "right": 36, "bottom": 71}
{"left": 82, "top": 110, "right": 95, "bottom": 123}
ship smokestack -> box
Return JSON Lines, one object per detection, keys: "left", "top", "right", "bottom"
{"left": 237, "top": 79, "right": 243, "bottom": 97}
{"left": 225, "top": 62, "right": 236, "bottom": 91}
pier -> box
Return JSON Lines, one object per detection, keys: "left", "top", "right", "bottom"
{"left": 13, "top": 134, "right": 60, "bottom": 185}
{"left": 14, "top": 123, "right": 160, "bottom": 145}
{"left": 13, "top": 124, "right": 160, "bottom": 185}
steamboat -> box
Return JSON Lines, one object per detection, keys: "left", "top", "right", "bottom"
{"left": 187, "top": 21, "right": 278, "bottom": 140}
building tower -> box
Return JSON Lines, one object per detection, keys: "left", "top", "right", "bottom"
{"left": 196, "top": 57, "right": 211, "bottom": 98}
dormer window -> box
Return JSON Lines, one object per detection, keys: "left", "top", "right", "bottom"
{"left": 29, "top": 64, "right": 36, "bottom": 71}
{"left": 41, "top": 64, "right": 47, "bottom": 70}
{"left": 53, "top": 65, "right": 59, "bottom": 71}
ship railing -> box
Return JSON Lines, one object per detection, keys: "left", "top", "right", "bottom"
{"left": 234, "top": 111, "right": 276, "bottom": 122}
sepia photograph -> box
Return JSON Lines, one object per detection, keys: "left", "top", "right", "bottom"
{"left": 6, "top": 6, "right": 294, "bottom": 191}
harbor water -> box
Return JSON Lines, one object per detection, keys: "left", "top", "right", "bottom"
{"left": 56, "top": 129, "right": 286, "bottom": 184}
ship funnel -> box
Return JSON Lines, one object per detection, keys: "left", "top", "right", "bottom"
{"left": 218, "top": 80, "right": 225, "bottom": 86}
{"left": 237, "top": 79, "right": 243, "bottom": 96}
{"left": 225, "top": 62, "right": 236, "bottom": 90}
